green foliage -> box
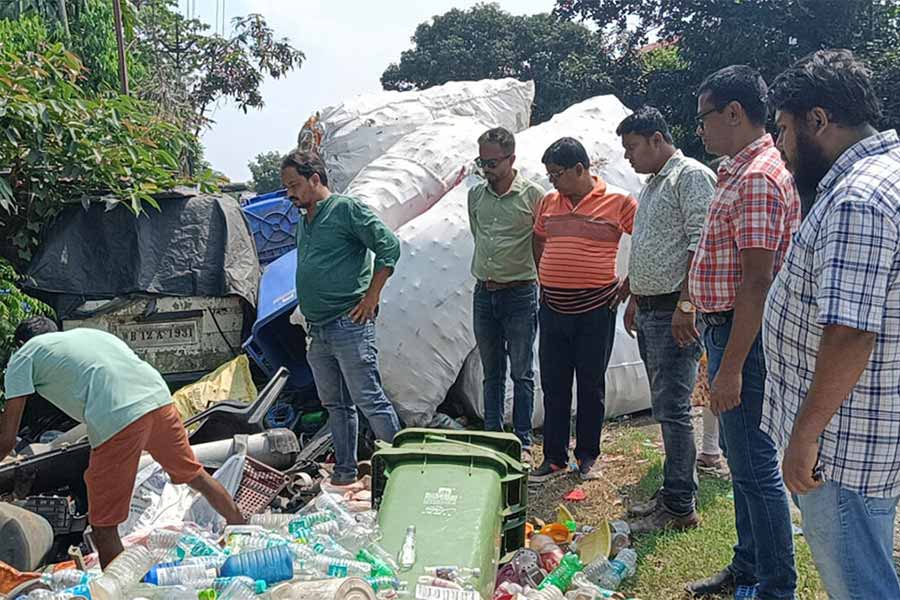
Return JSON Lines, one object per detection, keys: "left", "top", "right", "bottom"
{"left": 248, "top": 151, "right": 285, "bottom": 195}
{"left": 556, "top": 0, "right": 900, "bottom": 158}
{"left": 0, "top": 39, "right": 210, "bottom": 263}
{"left": 134, "top": 1, "right": 305, "bottom": 134}
{"left": 381, "top": 3, "right": 635, "bottom": 124}
{"left": 66, "top": 0, "right": 143, "bottom": 93}
{"left": 0, "top": 257, "right": 53, "bottom": 391}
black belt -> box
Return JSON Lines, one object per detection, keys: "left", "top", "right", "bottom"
{"left": 634, "top": 292, "right": 680, "bottom": 311}
{"left": 700, "top": 310, "right": 734, "bottom": 326}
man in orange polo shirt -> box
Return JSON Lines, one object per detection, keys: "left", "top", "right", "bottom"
{"left": 531, "top": 137, "right": 637, "bottom": 482}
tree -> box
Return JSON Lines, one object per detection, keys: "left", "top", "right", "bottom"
{"left": 381, "top": 3, "right": 636, "bottom": 124}
{"left": 134, "top": 1, "right": 306, "bottom": 136}
{"left": 0, "top": 36, "right": 208, "bottom": 263}
{"left": 248, "top": 151, "right": 284, "bottom": 194}
{"left": 556, "top": 0, "right": 900, "bottom": 156}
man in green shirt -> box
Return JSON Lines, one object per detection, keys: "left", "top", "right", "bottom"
{"left": 469, "top": 128, "right": 545, "bottom": 461}
{"left": 281, "top": 150, "right": 401, "bottom": 486}
{"left": 0, "top": 318, "right": 244, "bottom": 567}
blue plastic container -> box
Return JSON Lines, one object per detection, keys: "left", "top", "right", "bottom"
{"left": 220, "top": 546, "right": 293, "bottom": 585}
{"left": 242, "top": 249, "right": 314, "bottom": 391}
{"left": 240, "top": 193, "right": 299, "bottom": 265}
{"left": 243, "top": 188, "right": 287, "bottom": 205}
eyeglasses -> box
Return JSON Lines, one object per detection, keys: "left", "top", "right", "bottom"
{"left": 547, "top": 166, "right": 572, "bottom": 182}
{"left": 695, "top": 105, "right": 725, "bottom": 131}
{"left": 475, "top": 154, "right": 512, "bottom": 169}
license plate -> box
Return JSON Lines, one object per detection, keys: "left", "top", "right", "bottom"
{"left": 116, "top": 320, "right": 199, "bottom": 348}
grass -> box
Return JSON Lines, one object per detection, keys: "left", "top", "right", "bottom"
{"left": 528, "top": 421, "right": 825, "bottom": 599}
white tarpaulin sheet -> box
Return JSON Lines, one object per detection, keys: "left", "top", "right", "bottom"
{"left": 376, "top": 94, "right": 650, "bottom": 426}
{"left": 314, "top": 78, "right": 535, "bottom": 192}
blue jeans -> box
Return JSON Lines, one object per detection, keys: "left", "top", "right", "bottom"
{"left": 539, "top": 302, "right": 617, "bottom": 466}
{"left": 306, "top": 316, "right": 401, "bottom": 481}
{"left": 796, "top": 481, "right": 900, "bottom": 599}
{"left": 636, "top": 307, "right": 701, "bottom": 515}
{"left": 473, "top": 282, "right": 538, "bottom": 447}
{"left": 704, "top": 313, "right": 797, "bottom": 600}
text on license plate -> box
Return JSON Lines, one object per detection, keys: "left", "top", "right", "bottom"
{"left": 116, "top": 320, "right": 199, "bottom": 348}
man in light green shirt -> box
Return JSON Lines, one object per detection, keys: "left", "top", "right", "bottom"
{"left": 0, "top": 318, "right": 244, "bottom": 567}
{"left": 468, "top": 127, "right": 545, "bottom": 460}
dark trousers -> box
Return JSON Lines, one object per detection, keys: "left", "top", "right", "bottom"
{"left": 538, "top": 301, "right": 617, "bottom": 466}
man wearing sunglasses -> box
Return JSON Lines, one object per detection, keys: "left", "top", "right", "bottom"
{"left": 530, "top": 137, "right": 637, "bottom": 483}
{"left": 686, "top": 66, "right": 800, "bottom": 600}
{"left": 468, "top": 127, "right": 545, "bottom": 464}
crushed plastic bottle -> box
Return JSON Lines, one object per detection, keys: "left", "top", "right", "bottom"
{"left": 89, "top": 545, "right": 159, "bottom": 600}
{"left": 148, "top": 526, "right": 223, "bottom": 561}
{"left": 38, "top": 569, "right": 92, "bottom": 591}
{"left": 126, "top": 583, "right": 201, "bottom": 599}
{"left": 607, "top": 521, "right": 631, "bottom": 556}
{"left": 314, "top": 493, "right": 359, "bottom": 530}
{"left": 366, "top": 575, "right": 402, "bottom": 593}
{"left": 568, "top": 573, "right": 627, "bottom": 599}
{"left": 585, "top": 549, "right": 637, "bottom": 591}
{"left": 215, "top": 575, "right": 261, "bottom": 600}
{"left": 537, "top": 553, "right": 584, "bottom": 592}
{"left": 152, "top": 564, "right": 217, "bottom": 587}
{"left": 398, "top": 526, "right": 416, "bottom": 571}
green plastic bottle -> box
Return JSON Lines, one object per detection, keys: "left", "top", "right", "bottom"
{"left": 537, "top": 552, "right": 584, "bottom": 592}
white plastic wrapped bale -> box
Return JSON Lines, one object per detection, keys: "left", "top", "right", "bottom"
{"left": 312, "top": 78, "right": 535, "bottom": 192}
{"left": 345, "top": 116, "right": 487, "bottom": 231}
{"left": 377, "top": 94, "right": 651, "bottom": 427}
{"left": 374, "top": 176, "right": 480, "bottom": 426}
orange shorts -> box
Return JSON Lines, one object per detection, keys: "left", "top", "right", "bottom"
{"left": 85, "top": 404, "right": 204, "bottom": 527}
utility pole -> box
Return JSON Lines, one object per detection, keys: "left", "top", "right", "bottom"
{"left": 112, "top": 0, "right": 129, "bottom": 95}
{"left": 56, "top": 0, "right": 70, "bottom": 40}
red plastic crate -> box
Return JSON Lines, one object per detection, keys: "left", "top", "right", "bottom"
{"left": 233, "top": 457, "right": 288, "bottom": 518}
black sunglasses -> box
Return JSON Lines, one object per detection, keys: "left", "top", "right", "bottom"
{"left": 475, "top": 154, "right": 512, "bottom": 169}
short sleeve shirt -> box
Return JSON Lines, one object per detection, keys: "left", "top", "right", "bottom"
{"left": 4, "top": 329, "right": 172, "bottom": 448}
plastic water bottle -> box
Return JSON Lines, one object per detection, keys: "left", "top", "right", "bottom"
{"left": 357, "top": 547, "right": 397, "bottom": 578}
{"left": 314, "top": 493, "right": 358, "bottom": 530}
{"left": 567, "top": 573, "right": 626, "bottom": 599}
{"left": 398, "top": 525, "right": 416, "bottom": 571}
{"left": 526, "top": 586, "right": 565, "bottom": 600}
{"left": 215, "top": 575, "right": 261, "bottom": 600}
{"left": 537, "top": 553, "right": 584, "bottom": 592}
{"left": 607, "top": 521, "right": 631, "bottom": 556}
{"left": 152, "top": 564, "right": 217, "bottom": 587}
{"left": 17, "top": 588, "right": 87, "bottom": 600}
{"left": 39, "top": 569, "right": 91, "bottom": 590}
{"left": 149, "top": 528, "right": 222, "bottom": 561}
{"left": 591, "top": 549, "right": 637, "bottom": 591}
{"left": 366, "top": 575, "right": 402, "bottom": 592}
{"left": 124, "top": 583, "right": 200, "bottom": 599}
{"left": 89, "top": 545, "right": 158, "bottom": 600}
{"left": 219, "top": 545, "right": 294, "bottom": 585}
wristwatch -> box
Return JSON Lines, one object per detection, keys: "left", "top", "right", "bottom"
{"left": 677, "top": 300, "right": 696, "bottom": 314}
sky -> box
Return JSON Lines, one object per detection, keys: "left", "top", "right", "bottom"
{"left": 190, "top": 0, "right": 558, "bottom": 182}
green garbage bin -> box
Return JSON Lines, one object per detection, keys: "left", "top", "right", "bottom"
{"left": 373, "top": 429, "right": 527, "bottom": 599}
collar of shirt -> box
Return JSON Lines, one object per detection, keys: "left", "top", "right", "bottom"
{"left": 817, "top": 129, "right": 900, "bottom": 195}
{"left": 718, "top": 134, "right": 775, "bottom": 177}
{"left": 484, "top": 171, "right": 532, "bottom": 199}
{"left": 301, "top": 194, "right": 337, "bottom": 225}
{"left": 560, "top": 176, "right": 607, "bottom": 209}
{"left": 648, "top": 150, "right": 685, "bottom": 183}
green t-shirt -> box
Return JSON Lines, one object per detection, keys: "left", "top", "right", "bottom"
{"left": 3, "top": 328, "right": 173, "bottom": 448}
{"left": 295, "top": 194, "right": 401, "bottom": 325}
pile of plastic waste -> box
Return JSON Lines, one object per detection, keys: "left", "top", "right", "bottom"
{"left": 492, "top": 509, "right": 641, "bottom": 600}
{"left": 11, "top": 491, "right": 412, "bottom": 600}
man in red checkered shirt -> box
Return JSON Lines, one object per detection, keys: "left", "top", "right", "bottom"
{"left": 684, "top": 66, "right": 801, "bottom": 600}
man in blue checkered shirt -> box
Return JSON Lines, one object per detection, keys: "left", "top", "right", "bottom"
{"left": 764, "top": 49, "right": 900, "bottom": 598}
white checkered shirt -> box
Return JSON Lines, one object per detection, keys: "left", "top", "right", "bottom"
{"left": 762, "top": 130, "right": 900, "bottom": 498}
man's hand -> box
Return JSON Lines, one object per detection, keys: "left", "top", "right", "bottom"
{"left": 709, "top": 367, "right": 742, "bottom": 415}
{"left": 349, "top": 292, "right": 379, "bottom": 323}
{"left": 610, "top": 278, "right": 630, "bottom": 310}
{"left": 672, "top": 309, "right": 700, "bottom": 347}
{"left": 624, "top": 296, "right": 637, "bottom": 338}
{"left": 783, "top": 436, "right": 823, "bottom": 495}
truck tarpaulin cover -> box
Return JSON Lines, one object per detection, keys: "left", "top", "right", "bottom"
{"left": 23, "top": 194, "right": 260, "bottom": 319}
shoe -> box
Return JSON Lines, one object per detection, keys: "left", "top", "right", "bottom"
{"left": 734, "top": 584, "right": 758, "bottom": 599}
{"left": 627, "top": 489, "right": 660, "bottom": 517}
{"left": 530, "top": 460, "right": 568, "bottom": 482}
{"left": 327, "top": 473, "right": 359, "bottom": 488}
{"left": 521, "top": 447, "right": 533, "bottom": 467}
{"left": 697, "top": 453, "right": 728, "bottom": 473}
{"left": 628, "top": 503, "right": 700, "bottom": 535}
{"left": 576, "top": 457, "right": 602, "bottom": 481}
{"left": 685, "top": 567, "right": 752, "bottom": 597}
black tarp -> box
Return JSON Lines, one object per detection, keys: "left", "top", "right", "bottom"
{"left": 24, "top": 192, "right": 260, "bottom": 319}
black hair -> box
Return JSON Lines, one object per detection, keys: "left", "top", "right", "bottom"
{"left": 616, "top": 106, "right": 674, "bottom": 143}
{"left": 541, "top": 137, "right": 590, "bottom": 169}
{"left": 281, "top": 150, "right": 329, "bottom": 187}
{"left": 13, "top": 316, "right": 58, "bottom": 346}
{"left": 477, "top": 127, "right": 516, "bottom": 154}
{"left": 697, "top": 65, "right": 769, "bottom": 126}
{"left": 769, "top": 49, "right": 881, "bottom": 128}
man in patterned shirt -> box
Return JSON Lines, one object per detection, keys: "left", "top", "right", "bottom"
{"left": 685, "top": 66, "right": 800, "bottom": 600}
{"left": 616, "top": 107, "right": 715, "bottom": 534}
{"left": 765, "top": 49, "right": 900, "bottom": 599}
